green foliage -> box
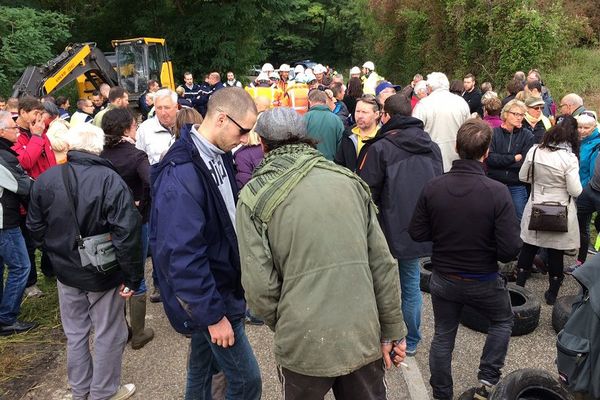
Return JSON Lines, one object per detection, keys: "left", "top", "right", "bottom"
{"left": 0, "top": 6, "right": 72, "bottom": 96}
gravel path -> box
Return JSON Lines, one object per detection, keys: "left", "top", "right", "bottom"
{"left": 21, "top": 259, "right": 581, "bottom": 400}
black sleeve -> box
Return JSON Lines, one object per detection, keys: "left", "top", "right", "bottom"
{"left": 494, "top": 186, "right": 522, "bottom": 262}
{"left": 358, "top": 145, "right": 384, "bottom": 208}
{"left": 408, "top": 186, "right": 433, "bottom": 242}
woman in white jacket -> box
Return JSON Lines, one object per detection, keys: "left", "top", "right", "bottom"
{"left": 515, "top": 115, "right": 582, "bottom": 305}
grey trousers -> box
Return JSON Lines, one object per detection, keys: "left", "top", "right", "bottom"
{"left": 57, "top": 281, "right": 128, "bottom": 400}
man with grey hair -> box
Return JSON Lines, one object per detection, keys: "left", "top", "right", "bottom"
{"left": 413, "top": 72, "right": 471, "bottom": 172}
{"left": 559, "top": 93, "right": 586, "bottom": 117}
{"left": 150, "top": 87, "right": 261, "bottom": 400}
{"left": 136, "top": 88, "right": 178, "bottom": 303}
{"left": 0, "top": 111, "right": 37, "bottom": 337}
{"left": 237, "top": 107, "right": 407, "bottom": 400}
{"left": 304, "top": 89, "right": 344, "bottom": 160}
{"left": 27, "top": 123, "right": 142, "bottom": 400}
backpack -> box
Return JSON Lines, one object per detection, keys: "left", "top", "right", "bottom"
{"left": 556, "top": 261, "right": 600, "bottom": 398}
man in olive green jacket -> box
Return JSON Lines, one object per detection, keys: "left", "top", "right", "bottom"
{"left": 236, "top": 107, "right": 407, "bottom": 400}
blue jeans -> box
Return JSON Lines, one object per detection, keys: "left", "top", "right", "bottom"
{"left": 398, "top": 258, "right": 422, "bottom": 352}
{"left": 0, "top": 227, "right": 31, "bottom": 325}
{"left": 429, "top": 272, "right": 513, "bottom": 400}
{"left": 185, "top": 318, "right": 261, "bottom": 400}
{"left": 507, "top": 185, "right": 528, "bottom": 222}
{"left": 137, "top": 223, "right": 149, "bottom": 294}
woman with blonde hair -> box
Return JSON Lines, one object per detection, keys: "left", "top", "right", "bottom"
{"left": 46, "top": 119, "right": 70, "bottom": 164}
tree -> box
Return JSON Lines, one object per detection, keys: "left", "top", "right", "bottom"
{"left": 0, "top": 6, "right": 72, "bottom": 96}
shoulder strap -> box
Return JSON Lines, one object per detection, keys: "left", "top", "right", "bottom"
{"left": 61, "top": 164, "right": 83, "bottom": 243}
{"left": 531, "top": 147, "right": 537, "bottom": 201}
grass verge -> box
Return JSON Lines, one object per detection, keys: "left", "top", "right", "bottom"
{"left": 0, "top": 260, "right": 64, "bottom": 398}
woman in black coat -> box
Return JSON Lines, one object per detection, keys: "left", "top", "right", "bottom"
{"left": 101, "top": 108, "right": 154, "bottom": 350}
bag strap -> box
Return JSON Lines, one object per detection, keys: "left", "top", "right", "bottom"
{"left": 531, "top": 147, "right": 537, "bottom": 201}
{"left": 61, "top": 164, "right": 83, "bottom": 245}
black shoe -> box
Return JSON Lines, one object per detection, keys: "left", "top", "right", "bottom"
{"left": 149, "top": 288, "right": 161, "bottom": 303}
{"left": 0, "top": 320, "right": 38, "bottom": 336}
{"left": 473, "top": 384, "right": 491, "bottom": 400}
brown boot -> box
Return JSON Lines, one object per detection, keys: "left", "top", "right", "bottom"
{"left": 129, "top": 294, "right": 155, "bottom": 349}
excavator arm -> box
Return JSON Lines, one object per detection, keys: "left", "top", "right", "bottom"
{"left": 11, "top": 43, "right": 118, "bottom": 98}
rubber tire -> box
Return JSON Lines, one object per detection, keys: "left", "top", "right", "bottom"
{"left": 460, "top": 283, "right": 541, "bottom": 336}
{"left": 489, "top": 368, "right": 573, "bottom": 400}
{"left": 419, "top": 257, "right": 432, "bottom": 293}
{"left": 552, "top": 295, "right": 579, "bottom": 334}
{"left": 457, "top": 387, "right": 477, "bottom": 400}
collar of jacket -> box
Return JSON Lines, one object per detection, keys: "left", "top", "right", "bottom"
{"left": 378, "top": 114, "right": 424, "bottom": 135}
{"left": 309, "top": 104, "right": 330, "bottom": 112}
{"left": 67, "top": 150, "right": 116, "bottom": 170}
{"left": 0, "top": 137, "right": 18, "bottom": 156}
{"left": 449, "top": 159, "right": 485, "bottom": 175}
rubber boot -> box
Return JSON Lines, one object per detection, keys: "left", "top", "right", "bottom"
{"left": 544, "top": 275, "right": 563, "bottom": 305}
{"left": 129, "top": 294, "right": 154, "bottom": 349}
{"left": 515, "top": 268, "right": 530, "bottom": 287}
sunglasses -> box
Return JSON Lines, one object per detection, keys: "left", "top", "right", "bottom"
{"left": 225, "top": 114, "right": 252, "bottom": 135}
{"left": 528, "top": 106, "right": 543, "bottom": 111}
{"left": 580, "top": 111, "right": 597, "bottom": 120}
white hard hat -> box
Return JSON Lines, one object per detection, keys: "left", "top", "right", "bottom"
{"left": 257, "top": 72, "right": 270, "bottom": 82}
{"left": 279, "top": 64, "right": 291, "bottom": 72}
{"left": 269, "top": 71, "right": 280, "bottom": 79}
{"left": 261, "top": 63, "right": 274, "bottom": 72}
{"left": 362, "top": 61, "right": 375, "bottom": 70}
{"left": 350, "top": 66, "right": 361, "bottom": 75}
{"left": 294, "top": 72, "right": 306, "bottom": 83}
{"left": 305, "top": 72, "right": 317, "bottom": 83}
{"left": 294, "top": 65, "right": 304, "bottom": 74}
{"left": 314, "top": 64, "right": 327, "bottom": 74}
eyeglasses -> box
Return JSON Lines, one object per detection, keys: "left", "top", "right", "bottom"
{"left": 559, "top": 103, "right": 569, "bottom": 108}
{"left": 580, "top": 111, "right": 597, "bottom": 120}
{"left": 224, "top": 114, "right": 252, "bottom": 135}
{"left": 508, "top": 111, "right": 525, "bottom": 118}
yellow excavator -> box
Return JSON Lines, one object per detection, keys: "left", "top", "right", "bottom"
{"left": 12, "top": 37, "right": 175, "bottom": 105}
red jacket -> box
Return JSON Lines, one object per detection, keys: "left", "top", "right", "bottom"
{"left": 13, "top": 128, "right": 56, "bottom": 179}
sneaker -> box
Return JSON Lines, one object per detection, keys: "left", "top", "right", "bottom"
{"left": 149, "top": 288, "right": 161, "bottom": 303}
{"left": 24, "top": 285, "right": 44, "bottom": 298}
{"left": 110, "top": 384, "right": 136, "bottom": 400}
{"left": 405, "top": 348, "right": 417, "bottom": 357}
{"left": 564, "top": 262, "right": 582, "bottom": 275}
{"left": 0, "top": 320, "right": 38, "bottom": 336}
{"left": 588, "top": 243, "right": 598, "bottom": 255}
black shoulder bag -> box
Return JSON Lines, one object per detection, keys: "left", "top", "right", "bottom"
{"left": 527, "top": 147, "right": 569, "bottom": 232}
{"left": 61, "top": 165, "right": 119, "bottom": 273}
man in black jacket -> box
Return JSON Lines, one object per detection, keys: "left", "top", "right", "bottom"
{"left": 359, "top": 94, "right": 443, "bottom": 357}
{"left": 27, "top": 123, "right": 142, "bottom": 400}
{"left": 0, "top": 111, "right": 37, "bottom": 336}
{"left": 409, "top": 119, "right": 521, "bottom": 400}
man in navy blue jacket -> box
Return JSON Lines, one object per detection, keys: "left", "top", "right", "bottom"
{"left": 150, "top": 87, "right": 261, "bottom": 400}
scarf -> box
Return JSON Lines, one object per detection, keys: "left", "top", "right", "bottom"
{"left": 239, "top": 143, "right": 372, "bottom": 257}
{"left": 525, "top": 113, "right": 552, "bottom": 131}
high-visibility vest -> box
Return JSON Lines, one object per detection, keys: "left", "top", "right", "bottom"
{"left": 283, "top": 84, "right": 309, "bottom": 115}
{"left": 245, "top": 85, "right": 284, "bottom": 107}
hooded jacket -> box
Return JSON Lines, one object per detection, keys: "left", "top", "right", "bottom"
{"left": 358, "top": 115, "right": 443, "bottom": 260}
{"left": 26, "top": 151, "right": 142, "bottom": 292}
{"left": 487, "top": 126, "right": 535, "bottom": 186}
{"left": 579, "top": 127, "right": 600, "bottom": 187}
{"left": 0, "top": 138, "right": 31, "bottom": 229}
{"left": 149, "top": 125, "right": 245, "bottom": 334}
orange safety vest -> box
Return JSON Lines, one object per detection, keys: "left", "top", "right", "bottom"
{"left": 283, "top": 84, "right": 309, "bottom": 115}
{"left": 245, "top": 85, "right": 284, "bottom": 107}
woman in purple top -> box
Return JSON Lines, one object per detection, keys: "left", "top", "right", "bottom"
{"left": 234, "top": 128, "right": 264, "bottom": 189}
{"left": 482, "top": 96, "right": 503, "bottom": 129}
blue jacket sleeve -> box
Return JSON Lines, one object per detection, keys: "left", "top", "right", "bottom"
{"left": 152, "top": 165, "right": 226, "bottom": 327}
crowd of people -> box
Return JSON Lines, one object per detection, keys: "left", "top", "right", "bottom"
{"left": 0, "top": 59, "right": 598, "bottom": 400}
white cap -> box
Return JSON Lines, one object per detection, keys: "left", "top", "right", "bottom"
{"left": 362, "top": 61, "right": 375, "bottom": 70}
{"left": 305, "top": 72, "right": 317, "bottom": 83}
{"left": 314, "top": 64, "right": 327, "bottom": 74}
{"left": 257, "top": 72, "right": 270, "bottom": 82}
{"left": 269, "top": 71, "right": 280, "bottom": 79}
{"left": 279, "top": 64, "right": 291, "bottom": 72}
{"left": 294, "top": 65, "right": 304, "bottom": 74}
{"left": 261, "top": 63, "right": 274, "bottom": 73}
{"left": 350, "top": 66, "right": 361, "bottom": 75}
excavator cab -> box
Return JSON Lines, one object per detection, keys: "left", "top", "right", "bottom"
{"left": 111, "top": 38, "right": 175, "bottom": 101}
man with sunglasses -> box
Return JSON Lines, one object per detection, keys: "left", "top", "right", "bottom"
{"left": 522, "top": 96, "right": 551, "bottom": 143}
{"left": 150, "top": 87, "right": 261, "bottom": 400}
